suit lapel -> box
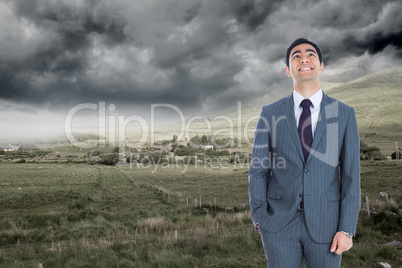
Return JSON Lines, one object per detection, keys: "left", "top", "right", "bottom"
{"left": 306, "top": 92, "right": 329, "bottom": 164}
{"left": 281, "top": 94, "right": 305, "bottom": 163}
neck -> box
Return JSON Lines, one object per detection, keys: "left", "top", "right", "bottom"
{"left": 294, "top": 81, "right": 321, "bottom": 99}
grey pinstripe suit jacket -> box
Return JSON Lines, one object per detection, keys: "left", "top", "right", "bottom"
{"left": 248, "top": 92, "right": 360, "bottom": 243}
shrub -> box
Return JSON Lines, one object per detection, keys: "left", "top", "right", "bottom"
{"left": 183, "top": 156, "right": 196, "bottom": 165}
{"left": 88, "top": 149, "right": 102, "bottom": 156}
{"left": 360, "top": 141, "right": 386, "bottom": 160}
{"left": 371, "top": 151, "right": 387, "bottom": 161}
{"left": 189, "top": 135, "right": 202, "bottom": 147}
{"left": 371, "top": 211, "right": 402, "bottom": 235}
{"left": 391, "top": 150, "right": 401, "bottom": 159}
{"left": 375, "top": 246, "right": 399, "bottom": 260}
{"left": 175, "top": 147, "right": 200, "bottom": 156}
{"left": 99, "top": 153, "right": 120, "bottom": 166}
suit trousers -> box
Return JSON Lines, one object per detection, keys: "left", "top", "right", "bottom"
{"left": 259, "top": 210, "right": 342, "bottom": 268}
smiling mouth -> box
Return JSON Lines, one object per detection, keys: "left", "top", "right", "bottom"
{"left": 298, "top": 67, "right": 313, "bottom": 72}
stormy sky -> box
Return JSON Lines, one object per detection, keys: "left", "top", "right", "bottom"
{"left": 1, "top": 0, "right": 401, "bottom": 140}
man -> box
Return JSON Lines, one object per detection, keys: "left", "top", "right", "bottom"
{"left": 248, "top": 38, "right": 360, "bottom": 267}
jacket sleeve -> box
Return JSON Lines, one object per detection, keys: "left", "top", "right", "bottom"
{"left": 338, "top": 108, "right": 360, "bottom": 235}
{"left": 248, "top": 107, "right": 271, "bottom": 227}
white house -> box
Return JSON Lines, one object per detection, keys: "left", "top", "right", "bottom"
{"left": 0, "top": 145, "right": 20, "bottom": 152}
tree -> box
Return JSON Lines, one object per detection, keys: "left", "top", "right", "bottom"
{"left": 201, "top": 135, "right": 208, "bottom": 145}
{"left": 189, "top": 135, "right": 202, "bottom": 147}
{"left": 171, "top": 135, "right": 179, "bottom": 151}
{"left": 360, "top": 141, "right": 386, "bottom": 160}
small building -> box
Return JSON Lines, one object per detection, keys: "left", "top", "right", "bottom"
{"left": 201, "top": 145, "right": 214, "bottom": 150}
{"left": 0, "top": 145, "right": 20, "bottom": 152}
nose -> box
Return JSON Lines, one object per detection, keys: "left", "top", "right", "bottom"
{"left": 301, "top": 57, "right": 309, "bottom": 63}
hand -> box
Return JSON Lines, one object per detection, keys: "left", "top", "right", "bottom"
{"left": 330, "top": 232, "right": 353, "bottom": 255}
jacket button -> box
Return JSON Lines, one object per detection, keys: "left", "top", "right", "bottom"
{"left": 304, "top": 168, "right": 308, "bottom": 173}
{"left": 299, "top": 193, "right": 303, "bottom": 197}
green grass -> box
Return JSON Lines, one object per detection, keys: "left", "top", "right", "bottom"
{"left": 118, "top": 164, "right": 250, "bottom": 207}
{"left": 0, "top": 163, "right": 263, "bottom": 267}
{"left": 360, "top": 161, "right": 402, "bottom": 206}
{"left": 327, "top": 68, "right": 402, "bottom": 154}
{"left": 0, "top": 161, "right": 401, "bottom": 267}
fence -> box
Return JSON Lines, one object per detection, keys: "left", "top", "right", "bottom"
{"left": 0, "top": 222, "right": 258, "bottom": 252}
{"left": 116, "top": 166, "right": 247, "bottom": 211}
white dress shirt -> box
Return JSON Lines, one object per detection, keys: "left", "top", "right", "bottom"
{"left": 293, "top": 89, "right": 323, "bottom": 137}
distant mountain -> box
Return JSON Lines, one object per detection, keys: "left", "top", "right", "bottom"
{"left": 323, "top": 64, "right": 373, "bottom": 83}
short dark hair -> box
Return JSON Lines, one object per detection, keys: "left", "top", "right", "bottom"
{"left": 285, "top": 38, "right": 323, "bottom": 68}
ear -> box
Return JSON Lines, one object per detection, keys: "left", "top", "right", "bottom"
{"left": 285, "top": 66, "right": 292, "bottom": 77}
{"left": 319, "top": 62, "right": 324, "bottom": 73}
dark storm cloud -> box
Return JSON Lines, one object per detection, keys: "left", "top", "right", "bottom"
{"left": 0, "top": 0, "right": 248, "bottom": 111}
{"left": 0, "top": 0, "right": 401, "bottom": 116}
{"left": 314, "top": 0, "right": 402, "bottom": 64}
{"left": 0, "top": 0, "right": 132, "bottom": 107}
{"left": 12, "top": 0, "right": 127, "bottom": 43}
{"left": 229, "top": 0, "right": 283, "bottom": 32}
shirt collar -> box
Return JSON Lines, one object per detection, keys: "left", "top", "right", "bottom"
{"left": 293, "top": 89, "right": 323, "bottom": 108}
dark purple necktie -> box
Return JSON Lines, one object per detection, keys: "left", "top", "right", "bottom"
{"left": 298, "top": 99, "right": 313, "bottom": 162}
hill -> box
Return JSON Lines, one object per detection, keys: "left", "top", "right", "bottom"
{"left": 326, "top": 67, "right": 402, "bottom": 154}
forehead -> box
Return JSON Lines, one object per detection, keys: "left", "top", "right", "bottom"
{"left": 290, "top": 43, "right": 317, "bottom": 55}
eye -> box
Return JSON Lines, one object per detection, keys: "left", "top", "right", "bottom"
{"left": 292, "top": 55, "right": 300, "bottom": 59}
{"left": 308, "top": 53, "right": 316, "bottom": 57}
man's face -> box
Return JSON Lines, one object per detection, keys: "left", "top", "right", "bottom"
{"left": 285, "top": 43, "right": 324, "bottom": 82}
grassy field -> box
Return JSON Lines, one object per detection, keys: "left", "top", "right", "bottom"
{"left": 0, "top": 161, "right": 401, "bottom": 267}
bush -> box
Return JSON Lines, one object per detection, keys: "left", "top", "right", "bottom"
{"left": 188, "top": 135, "right": 203, "bottom": 147}
{"left": 175, "top": 147, "right": 201, "bottom": 156}
{"left": 88, "top": 149, "right": 102, "bottom": 156}
{"left": 375, "top": 246, "right": 399, "bottom": 260}
{"left": 391, "top": 151, "right": 401, "bottom": 160}
{"left": 371, "top": 211, "right": 402, "bottom": 235}
{"left": 205, "top": 149, "right": 229, "bottom": 157}
{"left": 360, "top": 141, "right": 386, "bottom": 160}
{"left": 371, "top": 151, "right": 387, "bottom": 161}
{"left": 99, "top": 153, "right": 120, "bottom": 166}
{"left": 183, "top": 156, "right": 196, "bottom": 165}
{"left": 212, "top": 137, "right": 237, "bottom": 148}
